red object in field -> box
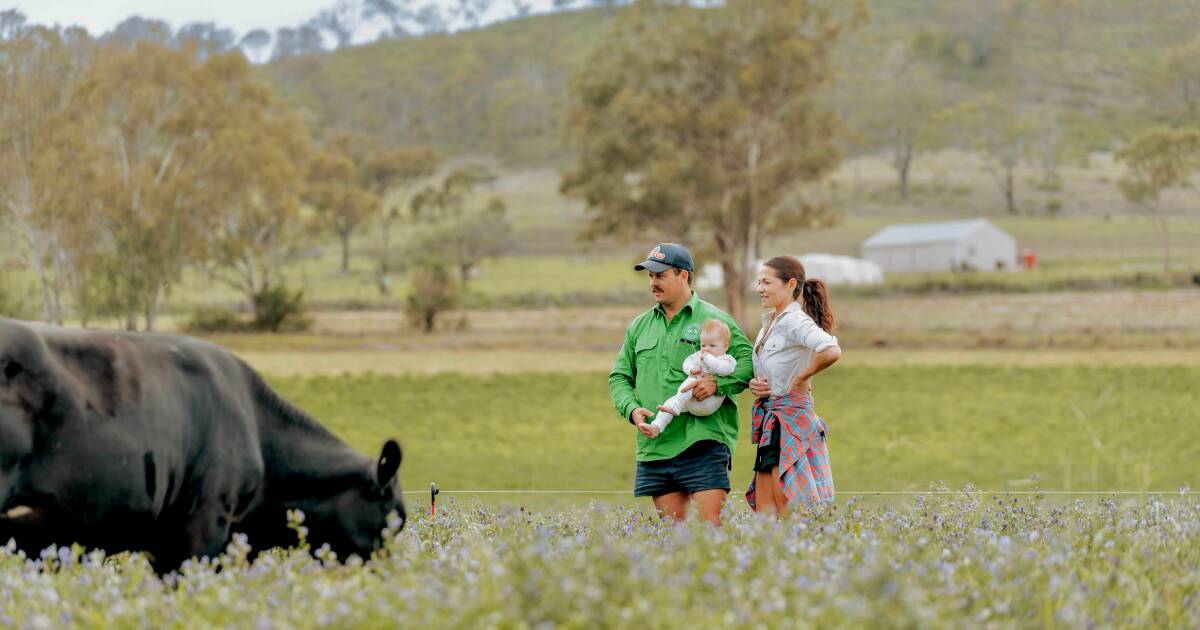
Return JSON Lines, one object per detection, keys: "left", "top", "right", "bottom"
{"left": 1023, "top": 249, "right": 1037, "bottom": 270}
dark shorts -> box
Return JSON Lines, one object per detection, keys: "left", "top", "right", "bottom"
{"left": 753, "top": 420, "right": 782, "bottom": 473}
{"left": 634, "top": 440, "right": 731, "bottom": 497}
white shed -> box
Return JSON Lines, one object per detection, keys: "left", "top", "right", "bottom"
{"left": 861, "top": 219, "right": 1017, "bottom": 273}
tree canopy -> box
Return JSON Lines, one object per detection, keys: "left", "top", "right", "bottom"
{"left": 562, "top": 0, "right": 860, "bottom": 321}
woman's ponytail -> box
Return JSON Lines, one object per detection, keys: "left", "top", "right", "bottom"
{"left": 801, "top": 278, "right": 835, "bottom": 333}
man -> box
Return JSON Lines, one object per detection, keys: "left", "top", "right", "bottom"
{"left": 609, "top": 243, "right": 754, "bottom": 525}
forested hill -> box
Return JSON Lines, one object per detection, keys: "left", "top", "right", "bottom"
{"left": 259, "top": 9, "right": 612, "bottom": 165}
{"left": 260, "top": 0, "right": 1200, "bottom": 166}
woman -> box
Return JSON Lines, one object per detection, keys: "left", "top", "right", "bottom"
{"left": 746, "top": 256, "right": 841, "bottom": 516}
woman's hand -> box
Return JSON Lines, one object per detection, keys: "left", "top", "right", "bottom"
{"left": 748, "top": 377, "right": 771, "bottom": 398}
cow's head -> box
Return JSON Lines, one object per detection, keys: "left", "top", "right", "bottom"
{"left": 302, "top": 439, "right": 406, "bottom": 560}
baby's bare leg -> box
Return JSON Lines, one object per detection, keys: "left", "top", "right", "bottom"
{"left": 649, "top": 380, "right": 697, "bottom": 436}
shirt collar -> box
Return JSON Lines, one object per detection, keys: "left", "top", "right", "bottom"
{"left": 656, "top": 291, "right": 699, "bottom": 318}
{"left": 761, "top": 300, "right": 802, "bottom": 326}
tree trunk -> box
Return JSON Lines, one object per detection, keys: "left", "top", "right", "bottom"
{"left": 376, "top": 214, "right": 394, "bottom": 296}
{"left": 50, "top": 248, "right": 64, "bottom": 325}
{"left": 340, "top": 231, "right": 351, "bottom": 274}
{"left": 719, "top": 257, "right": 747, "bottom": 324}
{"left": 896, "top": 143, "right": 912, "bottom": 201}
{"left": 144, "top": 288, "right": 160, "bottom": 332}
{"left": 1156, "top": 212, "right": 1172, "bottom": 273}
{"left": 1004, "top": 163, "right": 1017, "bottom": 214}
{"left": 459, "top": 263, "right": 471, "bottom": 292}
{"left": 34, "top": 255, "right": 51, "bottom": 323}
{"left": 125, "top": 264, "right": 138, "bottom": 331}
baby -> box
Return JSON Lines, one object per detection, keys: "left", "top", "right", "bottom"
{"left": 647, "top": 319, "right": 737, "bottom": 438}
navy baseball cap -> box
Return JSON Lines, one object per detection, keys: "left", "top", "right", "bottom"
{"left": 634, "top": 243, "right": 694, "bottom": 273}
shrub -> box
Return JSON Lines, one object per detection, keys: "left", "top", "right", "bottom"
{"left": 0, "top": 276, "right": 36, "bottom": 320}
{"left": 405, "top": 263, "right": 459, "bottom": 333}
{"left": 183, "top": 305, "right": 246, "bottom": 334}
{"left": 251, "top": 284, "right": 312, "bottom": 333}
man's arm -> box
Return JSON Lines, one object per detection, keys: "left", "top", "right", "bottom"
{"left": 608, "top": 322, "right": 642, "bottom": 423}
{"left": 714, "top": 319, "right": 754, "bottom": 397}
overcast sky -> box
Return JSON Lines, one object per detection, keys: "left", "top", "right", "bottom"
{"left": 6, "top": 1, "right": 558, "bottom": 40}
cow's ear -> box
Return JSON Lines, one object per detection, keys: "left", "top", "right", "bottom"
{"left": 375, "top": 439, "right": 402, "bottom": 488}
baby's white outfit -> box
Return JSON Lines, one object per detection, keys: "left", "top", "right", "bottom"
{"left": 649, "top": 351, "right": 738, "bottom": 434}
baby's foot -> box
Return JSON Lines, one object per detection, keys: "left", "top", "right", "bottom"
{"left": 646, "top": 424, "right": 662, "bottom": 438}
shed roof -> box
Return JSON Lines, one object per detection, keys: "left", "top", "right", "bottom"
{"left": 862, "top": 218, "right": 998, "bottom": 248}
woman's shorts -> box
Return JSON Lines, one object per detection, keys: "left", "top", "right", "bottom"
{"left": 634, "top": 440, "right": 731, "bottom": 497}
{"left": 753, "top": 419, "right": 782, "bottom": 473}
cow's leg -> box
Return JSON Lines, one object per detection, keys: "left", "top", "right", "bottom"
{"left": 147, "top": 501, "right": 234, "bottom": 574}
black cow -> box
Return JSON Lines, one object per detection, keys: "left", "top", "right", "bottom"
{"left": 0, "top": 317, "right": 405, "bottom": 571}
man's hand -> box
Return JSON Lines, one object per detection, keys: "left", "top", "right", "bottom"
{"left": 748, "top": 377, "right": 771, "bottom": 398}
{"left": 682, "top": 373, "right": 717, "bottom": 401}
{"left": 631, "top": 407, "right": 657, "bottom": 436}
{"left": 630, "top": 407, "right": 658, "bottom": 437}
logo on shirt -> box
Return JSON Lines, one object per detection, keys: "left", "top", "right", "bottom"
{"left": 683, "top": 323, "right": 701, "bottom": 341}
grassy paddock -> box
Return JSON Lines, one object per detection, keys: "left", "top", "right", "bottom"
{"left": 267, "top": 366, "right": 1200, "bottom": 510}
{"left": 172, "top": 287, "right": 1200, "bottom": 384}
{"left": 226, "top": 347, "right": 1200, "bottom": 378}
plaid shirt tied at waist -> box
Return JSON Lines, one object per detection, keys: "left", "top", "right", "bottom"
{"left": 745, "top": 391, "right": 834, "bottom": 510}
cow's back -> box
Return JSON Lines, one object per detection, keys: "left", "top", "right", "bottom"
{"left": 1, "top": 319, "right": 265, "bottom": 534}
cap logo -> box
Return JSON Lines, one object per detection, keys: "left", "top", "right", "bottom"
{"left": 649, "top": 247, "right": 666, "bottom": 260}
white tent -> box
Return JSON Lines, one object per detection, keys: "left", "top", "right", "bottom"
{"left": 694, "top": 255, "right": 883, "bottom": 291}
{"left": 861, "top": 218, "right": 1018, "bottom": 273}
{"left": 798, "top": 253, "right": 884, "bottom": 285}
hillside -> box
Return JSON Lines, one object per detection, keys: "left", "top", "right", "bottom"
{"left": 259, "top": 9, "right": 613, "bottom": 165}
{"left": 260, "top": 0, "right": 1200, "bottom": 166}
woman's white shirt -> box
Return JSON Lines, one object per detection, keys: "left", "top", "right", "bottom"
{"left": 752, "top": 301, "right": 839, "bottom": 397}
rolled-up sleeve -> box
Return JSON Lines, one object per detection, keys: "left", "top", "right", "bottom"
{"left": 787, "top": 313, "right": 839, "bottom": 352}
{"left": 608, "top": 322, "right": 640, "bottom": 421}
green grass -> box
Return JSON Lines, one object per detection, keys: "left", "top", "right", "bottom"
{"left": 269, "top": 366, "right": 1200, "bottom": 508}
{"left": 170, "top": 252, "right": 647, "bottom": 312}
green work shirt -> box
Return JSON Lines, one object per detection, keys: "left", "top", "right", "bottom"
{"left": 608, "top": 291, "right": 754, "bottom": 462}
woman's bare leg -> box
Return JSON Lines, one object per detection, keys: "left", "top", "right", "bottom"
{"left": 754, "top": 471, "right": 777, "bottom": 516}
{"left": 770, "top": 466, "right": 788, "bottom": 516}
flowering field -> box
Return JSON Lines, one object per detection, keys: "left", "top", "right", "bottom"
{"left": 3, "top": 490, "right": 1198, "bottom": 628}
{"left": 3, "top": 364, "right": 1196, "bottom": 627}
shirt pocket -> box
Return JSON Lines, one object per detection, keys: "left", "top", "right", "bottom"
{"left": 669, "top": 338, "right": 698, "bottom": 376}
{"left": 634, "top": 335, "right": 659, "bottom": 373}
{"left": 762, "top": 336, "right": 785, "bottom": 355}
